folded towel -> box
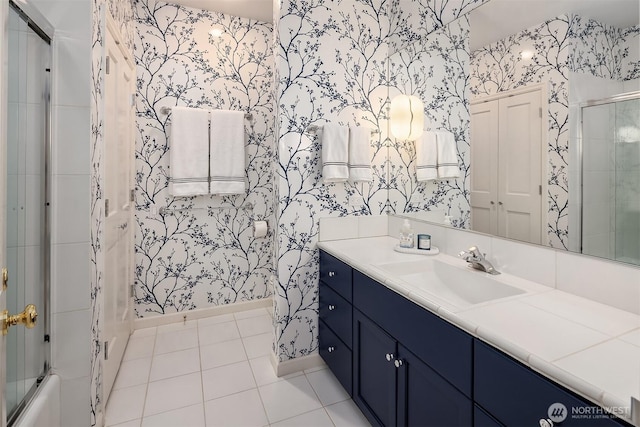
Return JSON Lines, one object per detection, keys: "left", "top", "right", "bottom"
{"left": 210, "top": 110, "right": 246, "bottom": 194}
{"left": 415, "top": 131, "right": 438, "bottom": 181}
{"left": 436, "top": 131, "right": 460, "bottom": 179}
{"left": 169, "top": 106, "right": 210, "bottom": 196}
{"left": 322, "top": 124, "right": 349, "bottom": 183}
{"left": 348, "top": 126, "right": 373, "bottom": 182}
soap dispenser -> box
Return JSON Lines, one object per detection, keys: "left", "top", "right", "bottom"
{"left": 399, "top": 219, "right": 414, "bottom": 248}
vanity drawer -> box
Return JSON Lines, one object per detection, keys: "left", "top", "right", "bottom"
{"left": 474, "top": 340, "right": 629, "bottom": 426}
{"left": 319, "top": 250, "right": 352, "bottom": 302}
{"left": 319, "top": 281, "right": 352, "bottom": 348}
{"left": 353, "top": 269, "right": 472, "bottom": 397}
{"left": 319, "top": 319, "right": 353, "bottom": 396}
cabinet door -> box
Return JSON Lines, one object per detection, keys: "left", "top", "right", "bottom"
{"left": 397, "top": 345, "right": 472, "bottom": 427}
{"left": 353, "top": 310, "right": 397, "bottom": 427}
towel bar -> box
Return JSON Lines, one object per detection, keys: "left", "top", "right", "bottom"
{"left": 159, "top": 203, "right": 254, "bottom": 215}
{"left": 159, "top": 106, "right": 252, "bottom": 121}
{"left": 305, "top": 125, "right": 379, "bottom": 136}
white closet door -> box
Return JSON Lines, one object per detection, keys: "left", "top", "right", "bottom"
{"left": 103, "top": 16, "right": 135, "bottom": 405}
{"left": 497, "top": 90, "right": 543, "bottom": 244}
{"left": 470, "top": 100, "right": 499, "bottom": 235}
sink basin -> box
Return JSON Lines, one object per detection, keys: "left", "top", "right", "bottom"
{"left": 376, "top": 259, "right": 525, "bottom": 308}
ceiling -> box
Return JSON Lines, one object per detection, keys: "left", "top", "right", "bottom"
{"left": 168, "top": 0, "right": 273, "bottom": 22}
{"left": 162, "top": 0, "right": 638, "bottom": 41}
{"left": 470, "top": 0, "right": 640, "bottom": 51}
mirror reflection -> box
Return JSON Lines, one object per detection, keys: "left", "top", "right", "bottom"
{"left": 387, "top": 0, "right": 640, "bottom": 267}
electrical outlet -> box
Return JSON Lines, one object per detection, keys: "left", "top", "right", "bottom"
{"left": 349, "top": 195, "right": 365, "bottom": 207}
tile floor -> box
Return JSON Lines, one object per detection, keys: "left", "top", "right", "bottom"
{"left": 105, "top": 307, "right": 370, "bottom": 427}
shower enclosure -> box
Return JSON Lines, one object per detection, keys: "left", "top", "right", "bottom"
{"left": 5, "top": 1, "right": 51, "bottom": 424}
{"left": 581, "top": 92, "right": 640, "bottom": 266}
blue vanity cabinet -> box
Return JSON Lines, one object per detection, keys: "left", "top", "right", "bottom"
{"left": 352, "top": 269, "right": 473, "bottom": 427}
{"left": 318, "top": 250, "right": 353, "bottom": 396}
{"left": 474, "top": 340, "right": 630, "bottom": 426}
{"left": 353, "top": 310, "right": 398, "bottom": 427}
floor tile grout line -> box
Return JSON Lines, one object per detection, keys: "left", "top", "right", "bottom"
{"left": 197, "top": 320, "right": 208, "bottom": 427}
{"left": 236, "top": 318, "right": 271, "bottom": 425}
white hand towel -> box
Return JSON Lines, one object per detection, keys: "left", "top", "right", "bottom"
{"left": 348, "top": 126, "right": 373, "bottom": 182}
{"left": 169, "top": 106, "right": 210, "bottom": 196}
{"left": 436, "top": 131, "right": 460, "bottom": 179}
{"left": 210, "top": 110, "right": 246, "bottom": 194}
{"left": 322, "top": 124, "right": 349, "bottom": 183}
{"left": 415, "top": 131, "right": 438, "bottom": 181}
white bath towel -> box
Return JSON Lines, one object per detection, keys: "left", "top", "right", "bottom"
{"left": 348, "top": 126, "right": 373, "bottom": 182}
{"left": 436, "top": 131, "right": 460, "bottom": 179}
{"left": 169, "top": 106, "right": 210, "bottom": 196}
{"left": 415, "top": 131, "right": 438, "bottom": 181}
{"left": 210, "top": 110, "right": 246, "bottom": 194}
{"left": 322, "top": 124, "right": 349, "bottom": 183}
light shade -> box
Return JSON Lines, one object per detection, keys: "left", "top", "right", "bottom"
{"left": 209, "top": 27, "right": 224, "bottom": 37}
{"left": 390, "top": 95, "right": 424, "bottom": 140}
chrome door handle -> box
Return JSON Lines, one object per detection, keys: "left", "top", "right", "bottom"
{"left": 328, "top": 305, "right": 335, "bottom": 311}
{"left": 394, "top": 359, "right": 403, "bottom": 368}
{"left": 328, "top": 346, "right": 335, "bottom": 353}
{"left": 328, "top": 271, "right": 335, "bottom": 277}
{"left": 385, "top": 353, "right": 394, "bottom": 361}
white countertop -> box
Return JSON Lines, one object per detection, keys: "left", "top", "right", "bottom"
{"left": 317, "top": 236, "right": 640, "bottom": 424}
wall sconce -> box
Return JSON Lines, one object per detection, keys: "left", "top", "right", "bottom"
{"left": 390, "top": 95, "right": 424, "bottom": 140}
{"left": 209, "top": 26, "right": 224, "bottom": 38}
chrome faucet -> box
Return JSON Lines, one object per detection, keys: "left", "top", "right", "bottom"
{"left": 458, "top": 246, "right": 500, "bottom": 275}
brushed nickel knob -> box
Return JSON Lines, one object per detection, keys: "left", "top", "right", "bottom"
{"left": 328, "top": 305, "right": 335, "bottom": 311}
{"left": 394, "top": 359, "right": 403, "bottom": 368}
{"left": 328, "top": 346, "right": 335, "bottom": 353}
{"left": 328, "top": 271, "right": 335, "bottom": 277}
{"left": 385, "top": 353, "right": 394, "bottom": 361}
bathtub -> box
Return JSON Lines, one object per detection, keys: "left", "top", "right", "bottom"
{"left": 13, "top": 374, "right": 60, "bottom": 427}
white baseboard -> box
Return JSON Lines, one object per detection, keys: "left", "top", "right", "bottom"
{"left": 270, "top": 351, "right": 326, "bottom": 377}
{"left": 134, "top": 298, "right": 273, "bottom": 329}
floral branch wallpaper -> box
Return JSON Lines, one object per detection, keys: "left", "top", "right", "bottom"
{"left": 388, "top": 15, "right": 471, "bottom": 228}
{"left": 134, "top": 1, "right": 275, "bottom": 317}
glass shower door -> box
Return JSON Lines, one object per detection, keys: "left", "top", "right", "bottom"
{"left": 614, "top": 98, "right": 640, "bottom": 265}
{"left": 6, "top": 3, "right": 50, "bottom": 422}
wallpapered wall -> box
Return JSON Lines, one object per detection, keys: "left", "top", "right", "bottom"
{"left": 133, "top": 1, "right": 275, "bottom": 317}
{"left": 388, "top": 15, "right": 471, "bottom": 228}
{"left": 470, "top": 14, "right": 640, "bottom": 249}
{"left": 272, "top": 0, "right": 485, "bottom": 362}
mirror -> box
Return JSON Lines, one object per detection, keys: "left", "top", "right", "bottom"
{"left": 386, "top": 0, "right": 640, "bottom": 267}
